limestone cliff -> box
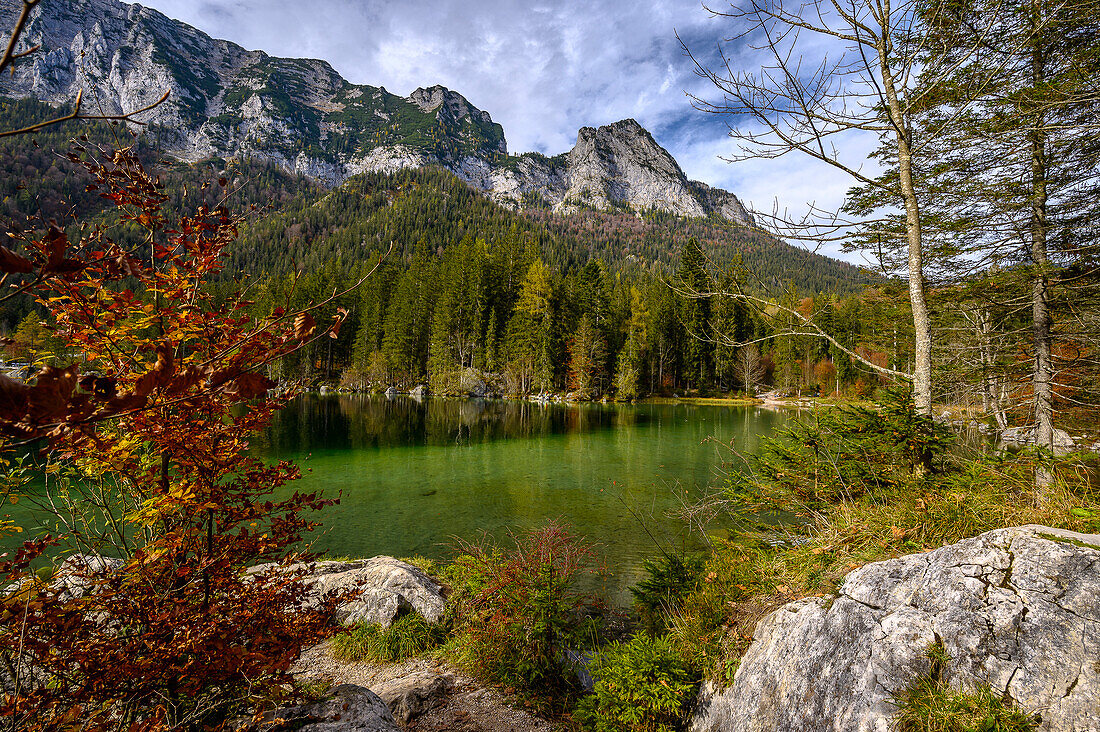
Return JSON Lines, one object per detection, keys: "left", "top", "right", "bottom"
{"left": 0, "top": 0, "right": 752, "bottom": 224}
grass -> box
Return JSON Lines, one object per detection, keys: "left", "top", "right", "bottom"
{"left": 331, "top": 613, "right": 446, "bottom": 663}
{"left": 892, "top": 644, "right": 1040, "bottom": 732}
{"left": 660, "top": 394, "right": 1100, "bottom": 683}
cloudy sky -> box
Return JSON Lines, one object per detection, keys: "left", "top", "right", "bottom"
{"left": 138, "top": 0, "right": 870, "bottom": 260}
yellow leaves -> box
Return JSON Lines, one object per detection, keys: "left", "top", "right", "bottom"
{"left": 169, "top": 482, "right": 197, "bottom": 503}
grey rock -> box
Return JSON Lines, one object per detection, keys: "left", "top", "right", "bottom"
{"left": 384, "top": 386, "right": 398, "bottom": 398}
{"left": 250, "top": 557, "right": 446, "bottom": 627}
{"left": 253, "top": 684, "right": 399, "bottom": 732}
{"left": 52, "top": 553, "right": 124, "bottom": 601}
{"left": 1001, "top": 426, "right": 1075, "bottom": 449}
{"left": 691, "top": 525, "right": 1100, "bottom": 732}
{"left": 372, "top": 669, "right": 453, "bottom": 724}
{"left": 409, "top": 384, "right": 428, "bottom": 399}
{"left": 461, "top": 368, "right": 490, "bottom": 397}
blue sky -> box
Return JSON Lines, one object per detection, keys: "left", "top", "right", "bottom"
{"left": 138, "top": 0, "right": 871, "bottom": 260}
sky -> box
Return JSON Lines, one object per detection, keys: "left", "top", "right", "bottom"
{"left": 137, "top": 0, "right": 873, "bottom": 261}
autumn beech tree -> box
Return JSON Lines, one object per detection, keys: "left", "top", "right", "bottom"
{"left": 0, "top": 139, "right": 363, "bottom": 729}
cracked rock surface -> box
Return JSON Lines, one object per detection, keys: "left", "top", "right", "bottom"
{"left": 690, "top": 525, "right": 1100, "bottom": 732}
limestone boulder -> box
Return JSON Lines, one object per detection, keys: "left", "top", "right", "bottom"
{"left": 251, "top": 684, "right": 399, "bottom": 731}
{"left": 250, "top": 556, "right": 446, "bottom": 627}
{"left": 691, "top": 525, "right": 1100, "bottom": 732}
{"left": 371, "top": 668, "right": 453, "bottom": 724}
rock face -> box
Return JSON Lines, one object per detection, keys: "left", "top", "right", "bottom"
{"left": 250, "top": 557, "right": 447, "bottom": 628}
{"left": 489, "top": 119, "right": 753, "bottom": 223}
{"left": 251, "top": 684, "right": 399, "bottom": 732}
{"left": 0, "top": 0, "right": 753, "bottom": 224}
{"left": 691, "top": 526, "right": 1100, "bottom": 732}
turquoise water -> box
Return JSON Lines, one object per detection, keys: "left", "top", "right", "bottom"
{"left": 254, "top": 395, "right": 789, "bottom": 602}
{"left": 3, "top": 395, "right": 789, "bottom": 603}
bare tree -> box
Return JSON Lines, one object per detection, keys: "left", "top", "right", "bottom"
{"left": 680, "top": 0, "right": 1011, "bottom": 415}
{"left": 732, "top": 343, "right": 767, "bottom": 394}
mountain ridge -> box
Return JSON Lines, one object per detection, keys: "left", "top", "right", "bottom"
{"left": 0, "top": 0, "right": 753, "bottom": 224}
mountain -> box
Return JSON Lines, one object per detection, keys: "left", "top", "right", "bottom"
{"left": 0, "top": 0, "right": 752, "bottom": 224}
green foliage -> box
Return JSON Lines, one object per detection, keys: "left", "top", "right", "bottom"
{"left": 665, "top": 400, "right": 1100, "bottom": 684}
{"left": 574, "top": 634, "right": 697, "bottom": 732}
{"left": 630, "top": 553, "right": 706, "bottom": 633}
{"left": 446, "top": 523, "right": 603, "bottom": 707}
{"left": 331, "top": 613, "right": 446, "bottom": 663}
{"left": 893, "top": 644, "right": 1040, "bottom": 732}
{"left": 733, "top": 387, "right": 956, "bottom": 507}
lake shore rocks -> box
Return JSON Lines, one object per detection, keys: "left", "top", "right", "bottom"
{"left": 690, "top": 525, "right": 1100, "bottom": 732}
{"left": 246, "top": 684, "right": 400, "bottom": 732}
{"left": 248, "top": 556, "right": 447, "bottom": 627}
{"left": 292, "top": 644, "right": 557, "bottom": 732}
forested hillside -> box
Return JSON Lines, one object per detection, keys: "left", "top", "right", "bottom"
{"left": 228, "top": 165, "right": 872, "bottom": 294}
{"left": 3, "top": 94, "right": 886, "bottom": 400}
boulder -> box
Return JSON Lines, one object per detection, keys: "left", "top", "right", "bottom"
{"left": 384, "top": 386, "right": 398, "bottom": 398}
{"left": 691, "top": 526, "right": 1100, "bottom": 732}
{"left": 460, "top": 367, "right": 491, "bottom": 397}
{"left": 51, "top": 553, "right": 124, "bottom": 601}
{"left": 251, "top": 684, "right": 399, "bottom": 731}
{"left": 409, "top": 384, "right": 428, "bottom": 399}
{"left": 1001, "top": 426, "right": 1076, "bottom": 450}
{"left": 371, "top": 668, "right": 453, "bottom": 724}
{"left": 249, "top": 557, "right": 446, "bottom": 627}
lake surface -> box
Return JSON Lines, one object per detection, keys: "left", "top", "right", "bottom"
{"left": 254, "top": 395, "right": 790, "bottom": 603}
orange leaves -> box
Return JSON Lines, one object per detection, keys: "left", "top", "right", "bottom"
{"left": 0, "top": 244, "right": 33, "bottom": 273}
{"left": 0, "top": 140, "right": 347, "bottom": 730}
{"left": 41, "top": 226, "right": 84, "bottom": 275}
{"left": 228, "top": 372, "right": 276, "bottom": 400}
{"left": 133, "top": 344, "right": 175, "bottom": 398}
{"left": 329, "top": 307, "right": 348, "bottom": 339}
{"left": 0, "top": 225, "right": 84, "bottom": 284}
{"left": 294, "top": 312, "right": 316, "bottom": 340}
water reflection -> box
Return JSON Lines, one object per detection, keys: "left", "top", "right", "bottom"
{"left": 258, "top": 394, "right": 650, "bottom": 452}
{"left": 256, "top": 395, "right": 789, "bottom": 605}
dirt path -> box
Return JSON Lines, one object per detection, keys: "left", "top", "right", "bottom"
{"left": 292, "top": 641, "right": 560, "bottom": 732}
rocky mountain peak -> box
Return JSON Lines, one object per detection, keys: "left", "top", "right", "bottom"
{"left": 0, "top": 0, "right": 752, "bottom": 225}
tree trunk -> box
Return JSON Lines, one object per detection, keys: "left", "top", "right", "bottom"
{"left": 977, "top": 309, "right": 1008, "bottom": 430}
{"left": 1029, "top": 10, "right": 1054, "bottom": 492}
{"left": 881, "top": 44, "right": 933, "bottom": 416}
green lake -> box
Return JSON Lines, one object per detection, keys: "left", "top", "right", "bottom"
{"left": 254, "top": 394, "right": 791, "bottom": 603}
{"left": 3, "top": 395, "right": 791, "bottom": 604}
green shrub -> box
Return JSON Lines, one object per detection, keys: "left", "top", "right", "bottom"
{"left": 445, "top": 522, "right": 603, "bottom": 706}
{"left": 331, "top": 613, "right": 445, "bottom": 663}
{"left": 728, "top": 386, "right": 955, "bottom": 508}
{"left": 630, "top": 553, "right": 706, "bottom": 633}
{"left": 575, "top": 634, "right": 697, "bottom": 732}
{"left": 893, "top": 644, "right": 1040, "bottom": 732}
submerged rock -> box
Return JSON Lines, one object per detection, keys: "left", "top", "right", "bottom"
{"left": 691, "top": 525, "right": 1100, "bottom": 732}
